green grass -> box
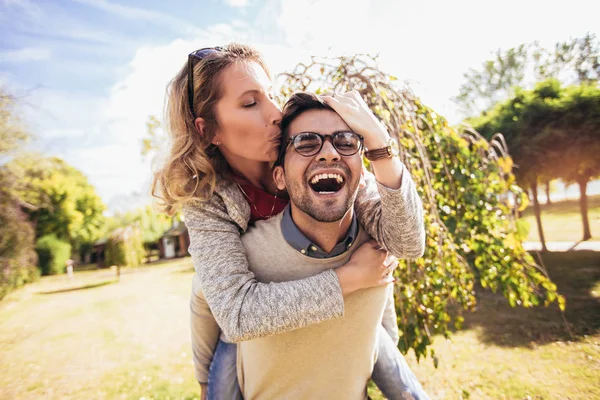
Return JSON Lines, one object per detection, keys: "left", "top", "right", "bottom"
{"left": 521, "top": 194, "right": 600, "bottom": 242}
{"left": 1, "top": 253, "right": 599, "bottom": 399}
{"left": 371, "top": 251, "right": 600, "bottom": 399}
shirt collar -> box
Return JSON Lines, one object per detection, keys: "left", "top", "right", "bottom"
{"left": 280, "top": 204, "right": 358, "bottom": 259}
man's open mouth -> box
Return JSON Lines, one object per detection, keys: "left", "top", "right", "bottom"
{"left": 308, "top": 173, "right": 345, "bottom": 195}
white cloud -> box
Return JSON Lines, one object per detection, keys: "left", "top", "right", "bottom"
{"left": 274, "top": 0, "right": 600, "bottom": 122}
{"left": 224, "top": 0, "right": 250, "bottom": 9}
{"left": 0, "top": 47, "right": 51, "bottom": 63}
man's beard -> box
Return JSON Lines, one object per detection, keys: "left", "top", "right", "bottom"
{"left": 285, "top": 166, "right": 359, "bottom": 223}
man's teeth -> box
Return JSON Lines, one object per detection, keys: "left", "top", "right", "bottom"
{"left": 310, "top": 173, "right": 344, "bottom": 184}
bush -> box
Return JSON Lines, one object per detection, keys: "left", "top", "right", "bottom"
{"left": 105, "top": 225, "right": 145, "bottom": 267}
{"left": 0, "top": 198, "right": 39, "bottom": 300}
{"left": 35, "top": 235, "right": 72, "bottom": 276}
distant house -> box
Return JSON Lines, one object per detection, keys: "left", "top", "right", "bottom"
{"left": 158, "top": 221, "right": 190, "bottom": 259}
{"left": 91, "top": 238, "right": 107, "bottom": 268}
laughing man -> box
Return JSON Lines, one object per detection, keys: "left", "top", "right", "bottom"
{"left": 235, "top": 92, "right": 429, "bottom": 399}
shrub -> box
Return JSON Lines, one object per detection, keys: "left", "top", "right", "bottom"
{"left": 35, "top": 234, "right": 72, "bottom": 276}
{"left": 0, "top": 199, "right": 39, "bottom": 300}
{"left": 105, "top": 225, "right": 145, "bottom": 267}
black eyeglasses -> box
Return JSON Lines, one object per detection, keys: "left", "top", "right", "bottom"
{"left": 284, "top": 131, "right": 364, "bottom": 158}
{"left": 187, "top": 47, "right": 223, "bottom": 118}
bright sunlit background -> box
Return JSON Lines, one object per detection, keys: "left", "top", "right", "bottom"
{"left": 2, "top": 0, "right": 599, "bottom": 212}
{"left": 2, "top": 2, "right": 600, "bottom": 399}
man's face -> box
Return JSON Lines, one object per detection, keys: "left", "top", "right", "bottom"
{"left": 274, "top": 109, "right": 363, "bottom": 223}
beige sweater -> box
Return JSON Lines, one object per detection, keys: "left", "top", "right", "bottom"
{"left": 186, "top": 167, "right": 424, "bottom": 383}
{"left": 238, "top": 213, "right": 390, "bottom": 400}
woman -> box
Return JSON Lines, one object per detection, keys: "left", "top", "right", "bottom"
{"left": 153, "top": 43, "right": 427, "bottom": 399}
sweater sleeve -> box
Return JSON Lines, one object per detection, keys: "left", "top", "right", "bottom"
{"left": 354, "top": 163, "right": 425, "bottom": 260}
{"left": 183, "top": 195, "right": 345, "bottom": 343}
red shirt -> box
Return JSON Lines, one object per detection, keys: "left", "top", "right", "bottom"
{"left": 232, "top": 173, "right": 288, "bottom": 223}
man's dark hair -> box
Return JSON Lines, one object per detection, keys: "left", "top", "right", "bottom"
{"left": 275, "top": 92, "right": 334, "bottom": 166}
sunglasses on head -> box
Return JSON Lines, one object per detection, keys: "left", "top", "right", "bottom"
{"left": 187, "top": 47, "right": 223, "bottom": 118}
{"left": 277, "top": 131, "right": 364, "bottom": 165}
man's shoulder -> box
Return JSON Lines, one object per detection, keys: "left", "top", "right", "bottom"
{"left": 241, "top": 212, "right": 285, "bottom": 246}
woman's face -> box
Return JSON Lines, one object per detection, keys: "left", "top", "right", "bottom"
{"left": 212, "top": 61, "right": 282, "bottom": 163}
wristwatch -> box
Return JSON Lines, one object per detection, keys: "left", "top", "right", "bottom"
{"left": 364, "top": 138, "right": 399, "bottom": 161}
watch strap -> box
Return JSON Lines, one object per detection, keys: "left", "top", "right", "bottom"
{"left": 364, "top": 146, "right": 392, "bottom": 161}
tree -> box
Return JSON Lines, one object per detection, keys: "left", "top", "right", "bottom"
{"left": 278, "top": 55, "right": 564, "bottom": 362}
{"left": 141, "top": 115, "right": 164, "bottom": 158}
{"left": 469, "top": 80, "right": 565, "bottom": 250}
{"left": 105, "top": 225, "right": 145, "bottom": 279}
{"left": 454, "top": 33, "right": 599, "bottom": 117}
{"left": 471, "top": 79, "right": 600, "bottom": 242}
{"left": 454, "top": 44, "right": 529, "bottom": 115}
{"left": 120, "top": 205, "right": 173, "bottom": 246}
{"left": 7, "top": 156, "right": 107, "bottom": 253}
{"left": 0, "top": 90, "right": 39, "bottom": 299}
{"left": 538, "top": 83, "right": 600, "bottom": 240}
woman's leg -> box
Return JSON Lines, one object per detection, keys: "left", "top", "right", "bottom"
{"left": 207, "top": 339, "right": 243, "bottom": 400}
{"left": 371, "top": 326, "right": 430, "bottom": 400}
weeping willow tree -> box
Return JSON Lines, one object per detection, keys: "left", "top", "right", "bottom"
{"left": 277, "top": 55, "right": 565, "bottom": 363}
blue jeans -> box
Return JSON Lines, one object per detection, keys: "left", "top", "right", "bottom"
{"left": 207, "top": 339, "right": 243, "bottom": 400}
{"left": 372, "top": 326, "right": 430, "bottom": 400}
{"left": 208, "top": 327, "right": 429, "bottom": 400}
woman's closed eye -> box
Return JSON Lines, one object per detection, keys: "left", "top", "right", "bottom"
{"left": 243, "top": 101, "right": 257, "bottom": 108}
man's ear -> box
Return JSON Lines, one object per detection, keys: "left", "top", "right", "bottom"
{"left": 273, "top": 166, "right": 287, "bottom": 191}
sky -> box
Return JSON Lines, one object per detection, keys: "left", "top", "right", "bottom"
{"left": 1, "top": 0, "right": 598, "bottom": 213}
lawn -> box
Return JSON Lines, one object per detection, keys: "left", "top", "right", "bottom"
{"left": 521, "top": 194, "right": 600, "bottom": 242}
{"left": 1, "top": 253, "right": 599, "bottom": 399}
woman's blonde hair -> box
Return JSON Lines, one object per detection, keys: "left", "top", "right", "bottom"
{"left": 152, "top": 43, "right": 270, "bottom": 214}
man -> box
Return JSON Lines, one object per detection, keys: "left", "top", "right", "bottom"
{"left": 236, "top": 92, "right": 428, "bottom": 399}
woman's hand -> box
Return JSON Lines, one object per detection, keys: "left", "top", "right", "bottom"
{"left": 322, "top": 90, "right": 405, "bottom": 190}
{"left": 320, "top": 90, "right": 391, "bottom": 151}
{"left": 335, "top": 239, "right": 396, "bottom": 296}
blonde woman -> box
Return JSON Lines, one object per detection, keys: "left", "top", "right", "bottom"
{"left": 153, "top": 44, "right": 427, "bottom": 399}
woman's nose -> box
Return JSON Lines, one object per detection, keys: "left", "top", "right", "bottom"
{"left": 272, "top": 109, "right": 282, "bottom": 126}
{"left": 268, "top": 98, "right": 283, "bottom": 126}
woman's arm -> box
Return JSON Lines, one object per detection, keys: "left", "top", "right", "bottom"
{"left": 320, "top": 90, "right": 425, "bottom": 260}
{"left": 355, "top": 166, "right": 425, "bottom": 260}
{"left": 184, "top": 195, "right": 345, "bottom": 343}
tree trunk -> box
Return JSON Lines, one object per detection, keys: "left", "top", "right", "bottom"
{"left": 545, "top": 181, "right": 552, "bottom": 205}
{"left": 531, "top": 181, "right": 548, "bottom": 251}
{"left": 577, "top": 177, "right": 592, "bottom": 241}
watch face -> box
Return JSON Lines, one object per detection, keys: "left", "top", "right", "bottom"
{"left": 389, "top": 139, "right": 399, "bottom": 156}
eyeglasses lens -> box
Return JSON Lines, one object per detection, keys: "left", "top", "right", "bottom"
{"left": 293, "top": 132, "right": 361, "bottom": 156}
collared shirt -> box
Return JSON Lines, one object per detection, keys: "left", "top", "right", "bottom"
{"left": 280, "top": 204, "right": 358, "bottom": 259}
